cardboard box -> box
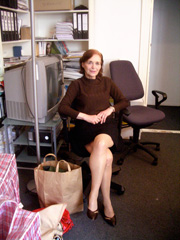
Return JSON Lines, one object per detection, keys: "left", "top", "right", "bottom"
{"left": 34, "top": 0, "right": 74, "bottom": 11}
{"left": 21, "top": 27, "right": 31, "bottom": 40}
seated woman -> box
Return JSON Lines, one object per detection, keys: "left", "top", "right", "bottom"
{"left": 59, "top": 49, "right": 129, "bottom": 226}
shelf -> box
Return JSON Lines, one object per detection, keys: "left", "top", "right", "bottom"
{"left": 35, "top": 10, "right": 88, "bottom": 14}
{"left": 16, "top": 148, "right": 43, "bottom": 163}
{"left": 35, "top": 38, "right": 88, "bottom": 42}
{"left": 2, "top": 40, "right": 31, "bottom": 44}
{"left": 0, "top": 6, "right": 29, "bottom": 13}
{"left": 13, "top": 130, "right": 52, "bottom": 147}
{"left": 2, "top": 117, "right": 62, "bottom": 128}
{"left": 4, "top": 61, "right": 28, "bottom": 70}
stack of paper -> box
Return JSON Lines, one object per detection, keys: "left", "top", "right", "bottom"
{"left": 55, "top": 22, "right": 74, "bottom": 40}
{"left": 18, "top": 0, "right": 29, "bottom": 10}
{"left": 63, "top": 51, "right": 85, "bottom": 80}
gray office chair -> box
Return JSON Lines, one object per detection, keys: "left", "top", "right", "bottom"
{"left": 110, "top": 60, "right": 167, "bottom": 166}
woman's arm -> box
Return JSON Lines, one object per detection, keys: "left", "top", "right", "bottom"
{"left": 110, "top": 79, "right": 129, "bottom": 112}
{"left": 58, "top": 81, "right": 79, "bottom": 119}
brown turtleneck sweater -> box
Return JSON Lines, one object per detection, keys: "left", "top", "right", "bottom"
{"left": 59, "top": 76, "right": 129, "bottom": 119}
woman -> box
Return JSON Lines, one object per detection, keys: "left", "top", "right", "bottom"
{"left": 59, "top": 49, "right": 129, "bottom": 226}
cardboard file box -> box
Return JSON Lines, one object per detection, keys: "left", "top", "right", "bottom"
{"left": 34, "top": 0, "right": 74, "bottom": 11}
{"left": 21, "top": 27, "right": 31, "bottom": 40}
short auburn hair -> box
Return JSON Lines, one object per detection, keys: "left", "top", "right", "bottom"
{"left": 79, "top": 49, "right": 104, "bottom": 77}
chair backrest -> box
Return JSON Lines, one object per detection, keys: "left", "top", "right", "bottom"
{"left": 110, "top": 60, "right": 144, "bottom": 101}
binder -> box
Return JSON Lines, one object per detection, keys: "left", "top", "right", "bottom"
{"left": 0, "top": 0, "right": 4, "bottom": 6}
{"left": 77, "top": 13, "right": 82, "bottom": 39}
{"left": 0, "top": 10, "right": 6, "bottom": 41}
{"left": 7, "top": 11, "right": 12, "bottom": 40}
{"left": 9, "top": 0, "right": 18, "bottom": 9}
{"left": 82, "top": 13, "right": 88, "bottom": 39}
{"left": 10, "top": 11, "right": 15, "bottom": 40}
{"left": 0, "top": 0, "right": 6, "bottom": 7}
{"left": 3, "top": 11, "right": 9, "bottom": 41}
{"left": 73, "top": 12, "right": 78, "bottom": 39}
{"left": 13, "top": 12, "right": 19, "bottom": 40}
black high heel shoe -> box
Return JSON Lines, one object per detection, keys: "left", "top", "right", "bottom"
{"left": 103, "top": 213, "right": 116, "bottom": 227}
{"left": 87, "top": 208, "right": 99, "bottom": 220}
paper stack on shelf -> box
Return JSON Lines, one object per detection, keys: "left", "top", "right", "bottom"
{"left": 55, "top": 22, "right": 74, "bottom": 40}
{"left": 18, "top": 0, "right": 29, "bottom": 10}
{"left": 63, "top": 51, "right": 84, "bottom": 86}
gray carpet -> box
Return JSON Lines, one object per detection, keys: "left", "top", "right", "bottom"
{"left": 147, "top": 106, "right": 180, "bottom": 131}
{"left": 18, "top": 132, "right": 180, "bottom": 240}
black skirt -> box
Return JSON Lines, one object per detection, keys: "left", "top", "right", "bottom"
{"left": 69, "top": 115, "right": 123, "bottom": 157}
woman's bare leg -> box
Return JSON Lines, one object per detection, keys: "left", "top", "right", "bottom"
{"left": 100, "top": 149, "right": 114, "bottom": 217}
{"left": 85, "top": 134, "right": 114, "bottom": 216}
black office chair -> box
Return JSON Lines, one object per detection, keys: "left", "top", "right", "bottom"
{"left": 110, "top": 60, "right": 167, "bottom": 166}
{"left": 59, "top": 115, "right": 125, "bottom": 197}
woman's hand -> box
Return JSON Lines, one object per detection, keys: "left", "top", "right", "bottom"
{"left": 77, "top": 106, "right": 114, "bottom": 124}
{"left": 97, "top": 107, "right": 115, "bottom": 124}
{"left": 77, "top": 112, "right": 101, "bottom": 124}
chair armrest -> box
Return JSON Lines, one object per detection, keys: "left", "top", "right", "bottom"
{"left": 122, "top": 108, "right": 130, "bottom": 116}
{"left": 152, "top": 90, "right": 167, "bottom": 109}
{"left": 117, "top": 108, "right": 130, "bottom": 133}
{"left": 60, "top": 114, "right": 69, "bottom": 143}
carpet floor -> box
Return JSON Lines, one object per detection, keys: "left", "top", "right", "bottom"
{"left": 18, "top": 132, "right": 180, "bottom": 240}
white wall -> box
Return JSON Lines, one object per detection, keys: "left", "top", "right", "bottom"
{"left": 89, "top": 0, "right": 141, "bottom": 76}
{"left": 148, "top": 0, "right": 180, "bottom": 106}
{"left": 89, "top": 0, "right": 154, "bottom": 106}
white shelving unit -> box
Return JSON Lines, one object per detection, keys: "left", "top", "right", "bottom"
{"left": 0, "top": 6, "right": 31, "bottom": 58}
{"left": 34, "top": 0, "right": 89, "bottom": 52}
{"left": 0, "top": 4, "right": 31, "bottom": 127}
{"left": 0, "top": 0, "right": 90, "bottom": 162}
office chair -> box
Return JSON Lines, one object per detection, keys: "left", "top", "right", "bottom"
{"left": 110, "top": 60, "right": 167, "bottom": 166}
{"left": 59, "top": 115, "right": 125, "bottom": 197}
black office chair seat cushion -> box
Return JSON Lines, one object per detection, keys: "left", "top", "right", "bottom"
{"left": 123, "top": 105, "right": 165, "bottom": 128}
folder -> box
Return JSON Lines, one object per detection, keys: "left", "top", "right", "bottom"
{"left": 82, "top": 13, "right": 88, "bottom": 39}
{"left": 77, "top": 13, "right": 82, "bottom": 39}
{"left": 73, "top": 12, "right": 78, "bottom": 39}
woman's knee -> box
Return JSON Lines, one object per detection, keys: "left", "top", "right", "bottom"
{"left": 93, "top": 134, "right": 113, "bottom": 151}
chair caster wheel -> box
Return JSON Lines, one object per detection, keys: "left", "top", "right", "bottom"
{"left": 117, "top": 158, "right": 124, "bottom": 165}
{"left": 112, "top": 171, "right": 120, "bottom": 176}
{"left": 151, "top": 158, "right": 158, "bottom": 166}
{"left": 117, "top": 185, "right": 125, "bottom": 195}
{"left": 155, "top": 145, "right": 160, "bottom": 151}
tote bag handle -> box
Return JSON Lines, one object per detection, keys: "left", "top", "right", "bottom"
{"left": 56, "top": 160, "right": 71, "bottom": 172}
{"left": 43, "top": 153, "right": 57, "bottom": 163}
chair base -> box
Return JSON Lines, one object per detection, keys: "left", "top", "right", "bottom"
{"left": 117, "top": 141, "right": 159, "bottom": 166}
{"left": 111, "top": 181, "right": 125, "bottom": 195}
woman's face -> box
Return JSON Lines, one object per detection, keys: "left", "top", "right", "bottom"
{"left": 82, "top": 54, "right": 102, "bottom": 79}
